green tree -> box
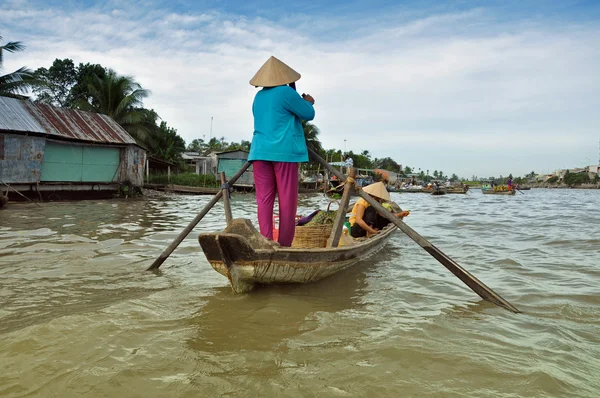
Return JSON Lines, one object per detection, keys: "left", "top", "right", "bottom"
{"left": 301, "top": 120, "right": 323, "bottom": 153}
{"left": 0, "top": 36, "right": 34, "bottom": 98}
{"left": 149, "top": 121, "right": 186, "bottom": 163}
{"left": 32, "top": 59, "right": 107, "bottom": 107}
{"left": 564, "top": 171, "right": 590, "bottom": 186}
{"left": 69, "top": 63, "right": 107, "bottom": 106}
{"left": 450, "top": 173, "right": 459, "bottom": 182}
{"left": 403, "top": 166, "right": 413, "bottom": 175}
{"left": 187, "top": 138, "right": 206, "bottom": 153}
{"left": 374, "top": 157, "right": 400, "bottom": 171}
{"left": 205, "top": 137, "right": 225, "bottom": 153}
{"left": 346, "top": 150, "right": 373, "bottom": 169}
{"left": 226, "top": 139, "right": 251, "bottom": 152}
{"left": 76, "top": 69, "right": 150, "bottom": 141}
{"left": 32, "top": 58, "right": 77, "bottom": 106}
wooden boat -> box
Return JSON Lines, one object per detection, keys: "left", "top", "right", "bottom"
{"left": 481, "top": 188, "right": 516, "bottom": 195}
{"left": 445, "top": 187, "right": 468, "bottom": 194}
{"left": 198, "top": 218, "right": 397, "bottom": 293}
{"left": 430, "top": 187, "right": 446, "bottom": 195}
{"left": 400, "top": 187, "right": 425, "bottom": 193}
{"left": 515, "top": 187, "right": 531, "bottom": 191}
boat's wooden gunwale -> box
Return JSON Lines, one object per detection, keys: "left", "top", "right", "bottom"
{"left": 198, "top": 219, "right": 397, "bottom": 293}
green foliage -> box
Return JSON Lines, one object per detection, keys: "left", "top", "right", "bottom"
{"left": 33, "top": 59, "right": 108, "bottom": 108}
{"left": 450, "top": 173, "right": 459, "bottom": 182}
{"left": 563, "top": 171, "right": 590, "bottom": 185}
{"left": 547, "top": 176, "right": 559, "bottom": 184}
{"left": 373, "top": 157, "right": 400, "bottom": 172}
{"left": 147, "top": 120, "right": 186, "bottom": 163}
{"left": 76, "top": 69, "right": 151, "bottom": 141}
{"left": 148, "top": 173, "right": 219, "bottom": 187}
{"left": 345, "top": 150, "right": 374, "bottom": 169}
{"left": 32, "top": 58, "right": 77, "bottom": 106}
{"left": 0, "top": 36, "right": 35, "bottom": 98}
{"left": 302, "top": 121, "right": 323, "bottom": 153}
{"left": 594, "top": 174, "right": 599, "bottom": 183}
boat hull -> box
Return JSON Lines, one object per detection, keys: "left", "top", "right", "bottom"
{"left": 198, "top": 219, "right": 396, "bottom": 293}
{"left": 481, "top": 189, "right": 516, "bottom": 195}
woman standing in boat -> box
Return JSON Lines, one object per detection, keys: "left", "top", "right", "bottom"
{"left": 248, "top": 56, "right": 316, "bottom": 246}
{"left": 349, "top": 182, "right": 410, "bottom": 238}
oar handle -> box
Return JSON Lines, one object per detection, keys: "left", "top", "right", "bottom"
{"left": 307, "top": 148, "right": 520, "bottom": 313}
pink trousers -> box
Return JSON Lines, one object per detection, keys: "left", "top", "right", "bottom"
{"left": 253, "top": 161, "right": 298, "bottom": 247}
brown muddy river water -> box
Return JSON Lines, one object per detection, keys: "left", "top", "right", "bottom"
{"left": 1, "top": 189, "right": 599, "bottom": 397}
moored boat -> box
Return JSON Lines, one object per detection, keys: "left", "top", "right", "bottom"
{"left": 198, "top": 218, "right": 396, "bottom": 293}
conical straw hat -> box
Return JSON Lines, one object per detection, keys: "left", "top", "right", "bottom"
{"left": 362, "top": 182, "right": 391, "bottom": 201}
{"left": 250, "top": 56, "right": 301, "bottom": 87}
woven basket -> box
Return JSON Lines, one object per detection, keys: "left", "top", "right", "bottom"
{"left": 291, "top": 224, "right": 333, "bottom": 248}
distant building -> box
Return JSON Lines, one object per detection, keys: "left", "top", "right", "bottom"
{"left": 182, "top": 151, "right": 217, "bottom": 175}
{"left": 216, "top": 150, "right": 254, "bottom": 187}
{"left": 0, "top": 96, "right": 145, "bottom": 200}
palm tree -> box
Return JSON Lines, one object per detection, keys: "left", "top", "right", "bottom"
{"left": 77, "top": 69, "right": 150, "bottom": 141}
{"left": 301, "top": 120, "right": 323, "bottom": 153}
{"left": 0, "top": 36, "right": 34, "bottom": 98}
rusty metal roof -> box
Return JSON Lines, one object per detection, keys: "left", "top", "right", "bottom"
{"left": 0, "top": 96, "right": 137, "bottom": 145}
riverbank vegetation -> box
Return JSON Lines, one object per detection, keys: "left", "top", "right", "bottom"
{"left": 148, "top": 173, "right": 219, "bottom": 187}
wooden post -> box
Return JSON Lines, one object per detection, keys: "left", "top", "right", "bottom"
{"left": 145, "top": 158, "right": 149, "bottom": 183}
{"left": 307, "top": 147, "right": 520, "bottom": 313}
{"left": 167, "top": 166, "right": 171, "bottom": 183}
{"left": 220, "top": 172, "right": 233, "bottom": 225}
{"left": 327, "top": 167, "right": 355, "bottom": 247}
{"left": 147, "top": 162, "right": 251, "bottom": 270}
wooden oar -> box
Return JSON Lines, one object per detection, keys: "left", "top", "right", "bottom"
{"left": 327, "top": 167, "right": 355, "bottom": 247}
{"left": 147, "top": 162, "right": 251, "bottom": 271}
{"left": 308, "top": 148, "right": 520, "bottom": 313}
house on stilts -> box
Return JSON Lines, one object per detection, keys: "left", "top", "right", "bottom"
{"left": 0, "top": 96, "right": 146, "bottom": 201}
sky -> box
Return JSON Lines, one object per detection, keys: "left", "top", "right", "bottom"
{"left": 2, "top": 0, "right": 600, "bottom": 178}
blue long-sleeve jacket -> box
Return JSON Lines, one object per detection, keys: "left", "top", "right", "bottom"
{"left": 248, "top": 85, "right": 315, "bottom": 162}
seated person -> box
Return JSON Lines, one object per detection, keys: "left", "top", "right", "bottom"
{"left": 349, "top": 182, "right": 409, "bottom": 238}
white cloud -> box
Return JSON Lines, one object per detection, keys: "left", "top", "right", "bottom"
{"left": 1, "top": 1, "right": 599, "bottom": 176}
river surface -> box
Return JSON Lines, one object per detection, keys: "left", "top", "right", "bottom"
{"left": 0, "top": 189, "right": 599, "bottom": 397}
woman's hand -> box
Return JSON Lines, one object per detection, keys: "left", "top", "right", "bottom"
{"left": 396, "top": 210, "right": 410, "bottom": 218}
{"left": 302, "top": 93, "right": 315, "bottom": 105}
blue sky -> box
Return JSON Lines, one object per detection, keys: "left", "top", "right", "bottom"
{"left": 2, "top": 0, "right": 600, "bottom": 177}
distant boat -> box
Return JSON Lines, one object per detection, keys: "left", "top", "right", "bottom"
{"left": 431, "top": 186, "right": 446, "bottom": 196}
{"left": 482, "top": 187, "right": 516, "bottom": 195}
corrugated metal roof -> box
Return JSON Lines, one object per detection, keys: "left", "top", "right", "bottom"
{"left": 0, "top": 96, "right": 137, "bottom": 145}
{"left": 0, "top": 96, "right": 45, "bottom": 133}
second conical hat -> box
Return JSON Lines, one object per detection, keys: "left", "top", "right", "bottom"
{"left": 249, "top": 56, "right": 301, "bottom": 87}
{"left": 362, "top": 182, "right": 391, "bottom": 201}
